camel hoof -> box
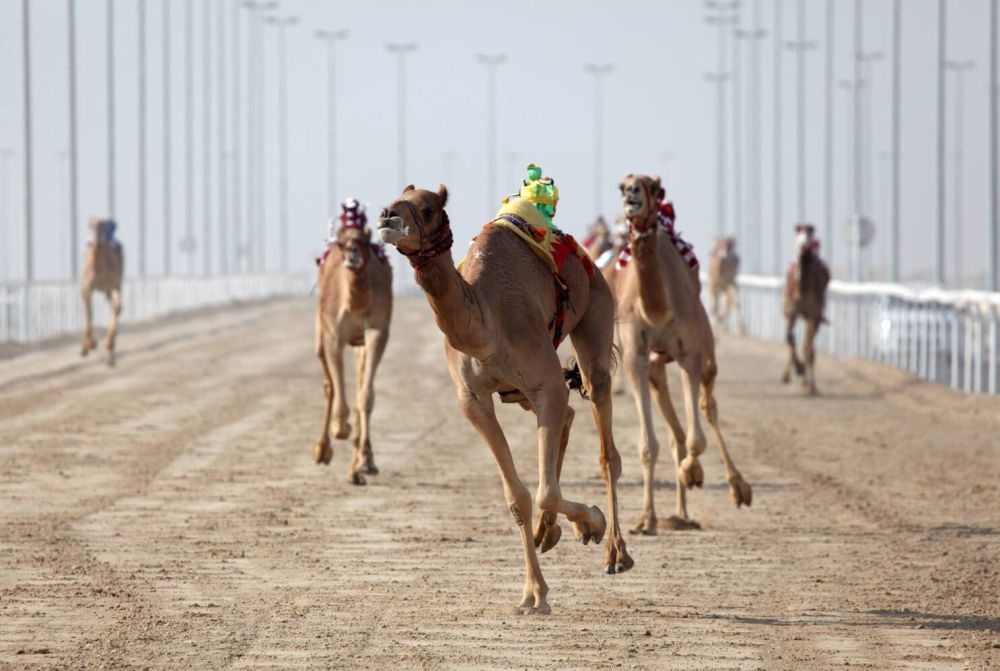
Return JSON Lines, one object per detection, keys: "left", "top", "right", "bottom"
{"left": 794, "top": 361, "right": 806, "bottom": 376}
{"left": 512, "top": 602, "right": 551, "bottom": 616}
{"left": 629, "top": 514, "right": 657, "bottom": 536}
{"left": 105, "top": 351, "right": 116, "bottom": 367}
{"left": 729, "top": 475, "right": 753, "bottom": 508}
{"left": 362, "top": 458, "right": 379, "bottom": 475}
{"left": 333, "top": 423, "right": 352, "bottom": 441}
{"left": 780, "top": 372, "right": 791, "bottom": 384}
{"left": 605, "top": 539, "right": 634, "bottom": 575}
{"left": 661, "top": 515, "right": 701, "bottom": 531}
{"left": 313, "top": 440, "right": 333, "bottom": 465}
{"left": 679, "top": 459, "right": 704, "bottom": 489}
{"left": 573, "top": 505, "right": 606, "bottom": 546}
{"left": 349, "top": 472, "right": 366, "bottom": 486}
{"left": 536, "top": 521, "right": 562, "bottom": 553}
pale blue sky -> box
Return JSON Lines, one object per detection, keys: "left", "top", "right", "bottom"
{"left": 0, "top": 0, "right": 994, "bottom": 287}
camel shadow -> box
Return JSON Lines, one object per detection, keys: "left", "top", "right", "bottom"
{"left": 720, "top": 609, "right": 1000, "bottom": 632}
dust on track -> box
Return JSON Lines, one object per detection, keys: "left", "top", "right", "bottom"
{"left": 1, "top": 297, "right": 997, "bottom": 670}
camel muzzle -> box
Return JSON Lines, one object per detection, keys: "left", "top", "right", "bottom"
{"left": 376, "top": 215, "right": 409, "bottom": 246}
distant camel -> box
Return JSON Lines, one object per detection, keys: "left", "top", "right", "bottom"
{"left": 707, "top": 236, "right": 743, "bottom": 334}
{"left": 782, "top": 223, "right": 830, "bottom": 395}
{"left": 80, "top": 218, "right": 124, "bottom": 366}
{"left": 583, "top": 216, "right": 613, "bottom": 261}
{"left": 314, "top": 199, "right": 393, "bottom": 484}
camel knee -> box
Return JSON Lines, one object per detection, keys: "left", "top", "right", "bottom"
{"left": 587, "top": 367, "right": 612, "bottom": 404}
{"left": 504, "top": 483, "right": 532, "bottom": 528}
{"left": 535, "top": 483, "right": 562, "bottom": 513}
{"left": 639, "top": 436, "right": 659, "bottom": 468}
{"left": 686, "top": 430, "right": 707, "bottom": 458}
{"left": 601, "top": 445, "right": 623, "bottom": 481}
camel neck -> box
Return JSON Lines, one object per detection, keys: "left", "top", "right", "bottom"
{"left": 629, "top": 225, "right": 672, "bottom": 327}
{"left": 414, "top": 251, "right": 494, "bottom": 359}
{"left": 342, "top": 266, "right": 373, "bottom": 314}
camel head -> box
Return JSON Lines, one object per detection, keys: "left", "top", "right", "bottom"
{"left": 377, "top": 185, "right": 452, "bottom": 267}
{"left": 795, "top": 223, "right": 816, "bottom": 251}
{"left": 619, "top": 174, "right": 664, "bottom": 230}
{"left": 334, "top": 225, "right": 371, "bottom": 271}
{"left": 89, "top": 217, "right": 116, "bottom": 244}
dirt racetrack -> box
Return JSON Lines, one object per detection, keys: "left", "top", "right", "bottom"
{"left": 1, "top": 296, "right": 998, "bottom": 670}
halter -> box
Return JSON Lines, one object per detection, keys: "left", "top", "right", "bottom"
{"left": 625, "top": 180, "right": 660, "bottom": 238}
{"left": 395, "top": 199, "right": 454, "bottom": 271}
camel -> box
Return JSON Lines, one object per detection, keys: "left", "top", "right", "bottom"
{"left": 583, "top": 216, "right": 612, "bottom": 262}
{"left": 314, "top": 199, "right": 393, "bottom": 484}
{"left": 612, "top": 174, "right": 752, "bottom": 534}
{"left": 80, "top": 218, "right": 124, "bottom": 366}
{"left": 377, "top": 175, "right": 631, "bottom": 615}
{"left": 707, "top": 236, "right": 744, "bottom": 334}
{"left": 782, "top": 223, "right": 830, "bottom": 395}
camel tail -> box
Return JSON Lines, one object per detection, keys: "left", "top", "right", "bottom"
{"left": 562, "top": 360, "right": 590, "bottom": 400}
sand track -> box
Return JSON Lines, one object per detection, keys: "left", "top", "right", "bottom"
{"left": 1, "top": 297, "right": 997, "bottom": 670}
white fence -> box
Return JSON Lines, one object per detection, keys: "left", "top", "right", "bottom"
{"left": 0, "top": 273, "right": 312, "bottom": 344}
{"left": 736, "top": 275, "right": 1000, "bottom": 396}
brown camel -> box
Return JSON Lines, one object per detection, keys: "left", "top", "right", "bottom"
{"left": 314, "top": 201, "right": 393, "bottom": 484}
{"left": 583, "top": 216, "right": 612, "bottom": 262}
{"left": 707, "top": 236, "right": 743, "bottom": 334}
{"left": 782, "top": 223, "right": 830, "bottom": 395}
{"left": 377, "top": 183, "right": 631, "bottom": 615}
{"left": 612, "top": 174, "right": 752, "bottom": 534}
{"left": 80, "top": 218, "right": 124, "bottom": 366}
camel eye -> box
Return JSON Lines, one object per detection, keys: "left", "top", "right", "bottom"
{"left": 421, "top": 207, "right": 434, "bottom": 220}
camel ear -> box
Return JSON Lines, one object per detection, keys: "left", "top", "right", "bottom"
{"left": 651, "top": 175, "right": 664, "bottom": 200}
{"left": 437, "top": 184, "right": 449, "bottom": 207}
{"left": 402, "top": 184, "right": 415, "bottom": 194}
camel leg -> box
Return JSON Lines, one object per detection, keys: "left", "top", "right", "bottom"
{"left": 623, "top": 341, "right": 660, "bottom": 536}
{"left": 782, "top": 314, "right": 804, "bottom": 383}
{"left": 313, "top": 333, "right": 334, "bottom": 465}
{"left": 321, "top": 335, "right": 357, "bottom": 483}
{"left": 355, "top": 329, "right": 388, "bottom": 475}
{"left": 103, "top": 289, "right": 122, "bottom": 367}
{"left": 727, "top": 286, "right": 745, "bottom": 335}
{"left": 532, "top": 403, "right": 571, "bottom": 554}
{"left": 350, "top": 345, "right": 365, "bottom": 446}
{"left": 803, "top": 318, "right": 820, "bottom": 396}
{"left": 700, "top": 368, "right": 753, "bottom": 507}
{"left": 677, "top": 353, "right": 708, "bottom": 490}
{"left": 80, "top": 286, "right": 96, "bottom": 356}
{"left": 458, "top": 389, "right": 550, "bottom": 615}
{"left": 570, "top": 296, "right": 632, "bottom": 573}
{"left": 649, "top": 359, "right": 700, "bottom": 530}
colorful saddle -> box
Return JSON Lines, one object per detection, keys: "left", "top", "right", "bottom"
{"left": 616, "top": 201, "right": 699, "bottom": 272}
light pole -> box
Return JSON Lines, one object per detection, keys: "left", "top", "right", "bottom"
{"left": 441, "top": 150, "right": 457, "bottom": 188}
{"left": 935, "top": 0, "right": 947, "bottom": 286}
{"left": 385, "top": 42, "right": 418, "bottom": 190}
{"left": 991, "top": 0, "right": 998, "bottom": 291}
{"left": 584, "top": 63, "right": 614, "bottom": 217}
{"left": 736, "top": 5, "right": 766, "bottom": 271}
{"left": 107, "top": 0, "right": 115, "bottom": 219}
{"left": 858, "top": 51, "right": 884, "bottom": 220}
{"left": 890, "top": 0, "right": 901, "bottom": 282}
{"left": 315, "top": 29, "right": 348, "bottom": 216}
{"left": 242, "top": 1, "right": 278, "bottom": 273}
{"left": 265, "top": 15, "right": 298, "bottom": 273}
{"left": 772, "top": 0, "right": 783, "bottom": 275}
{"left": 504, "top": 150, "right": 521, "bottom": 191}
{"left": 839, "top": 79, "right": 860, "bottom": 279}
{"left": 68, "top": 0, "right": 79, "bottom": 279}
{"left": 183, "top": 0, "right": 195, "bottom": 273}
{"left": 705, "top": 1, "right": 739, "bottom": 238}
{"left": 785, "top": 0, "right": 816, "bottom": 226}
{"left": 945, "top": 60, "right": 974, "bottom": 287}
{"left": 823, "top": 0, "right": 834, "bottom": 272}
{"left": 22, "top": 0, "right": 33, "bottom": 281}
{"left": 202, "top": 3, "right": 213, "bottom": 276}
{"left": 138, "top": 0, "right": 147, "bottom": 276}
{"left": 0, "top": 148, "right": 14, "bottom": 280}
{"left": 477, "top": 54, "right": 506, "bottom": 217}
{"left": 232, "top": 0, "right": 240, "bottom": 272}
{"left": 852, "top": 0, "right": 863, "bottom": 281}
{"left": 163, "top": 0, "right": 172, "bottom": 275}
{"left": 217, "top": 1, "right": 228, "bottom": 275}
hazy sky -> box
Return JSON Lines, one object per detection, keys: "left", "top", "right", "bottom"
{"left": 0, "top": 0, "right": 996, "bottom": 288}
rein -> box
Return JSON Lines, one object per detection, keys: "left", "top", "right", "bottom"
{"left": 396, "top": 200, "right": 454, "bottom": 271}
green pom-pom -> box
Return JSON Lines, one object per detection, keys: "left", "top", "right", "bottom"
{"left": 526, "top": 164, "right": 542, "bottom": 181}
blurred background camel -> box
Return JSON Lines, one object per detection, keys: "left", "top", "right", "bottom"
{"left": 80, "top": 218, "right": 124, "bottom": 366}
{"left": 314, "top": 200, "right": 393, "bottom": 484}
{"left": 707, "top": 237, "right": 743, "bottom": 334}
{"left": 782, "top": 224, "right": 830, "bottom": 395}
{"left": 612, "top": 175, "right": 752, "bottom": 534}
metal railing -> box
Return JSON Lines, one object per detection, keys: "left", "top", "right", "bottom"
{"left": 0, "top": 273, "right": 312, "bottom": 344}
{"left": 734, "top": 275, "right": 1000, "bottom": 396}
